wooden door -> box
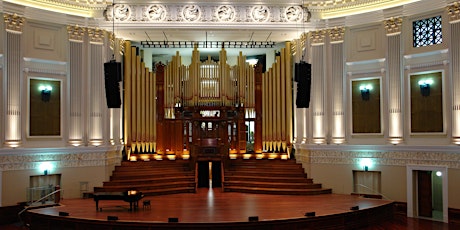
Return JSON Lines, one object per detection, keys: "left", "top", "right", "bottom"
{"left": 417, "top": 170, "right": 433, "bottom": 218}
{"left": 211, "top": 161, "right": 222, "bottom": 188}
{"left": 197, "top": 161, "right": 210, "bottom": 188}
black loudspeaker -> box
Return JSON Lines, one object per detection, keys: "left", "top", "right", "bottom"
{"left": 295, "top": 61, "right": 312, "bottom": 108}
{"left": 107, "top": 216, "right": 119, "bottom": 221}
{"left": 248, "top": 216, "right": 259, "bottom": 222}
{"left": 168, "top": 217, "right": 179, "bottom": 223}
{"left": 304, "top": 212, "right": 316, "bottom": 217}
{"left": 104, "top": 61, "right": 122, "bottom": 108}
{"left": 58, "top": 211, "right": 69, "bottom": 216}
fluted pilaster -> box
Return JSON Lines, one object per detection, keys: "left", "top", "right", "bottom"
{"left": 329, "top": 27, "right": 345, "bottom": 144}
{"left": 449, "top": 6, "right": 460, "bottom": 144}
{"left": 67, "top": 25, "right": 85, "bottom": 146}
{"left": 4, "top": 14, "right": 24, "bottom": 147}
{"left": 88, "top": 28, "right": 105, "bottom": 146}
{"left": 310, "top": 30, "right": 326, "bottom": 144}
{"left": 385, "top": 17, "right": 403, "bottom": 144}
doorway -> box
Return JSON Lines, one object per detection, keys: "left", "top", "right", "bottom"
{"left": 407, "top": 165, "right": 447, "bottom": 222}
{"left": 197, "top": 161, "right": 222, "bottom": 188}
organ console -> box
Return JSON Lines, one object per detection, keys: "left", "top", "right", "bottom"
{"left": 123, "top": 41, "right": 293, "bottom": 161}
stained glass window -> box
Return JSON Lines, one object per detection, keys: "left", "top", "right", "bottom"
{"left": 413, "top": 15, "right": 442, "bottom": 47}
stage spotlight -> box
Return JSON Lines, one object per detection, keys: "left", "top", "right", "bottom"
{"left": 304, "top": 212, "right": 316, "bottom": 217}
{"left": 168, "top": 217, "right": 179, "bottom": 223}
{"left": 350, "top": 206, "right": 359, "bottom": 211}
{"left": 58, "top": 211, "right": 69, "bottom": 216}
{"left": 107, "top": 216, "right": 118, "bottom": 221}
{"left": 248, "top": 216, "right": 259, "bottom": 222}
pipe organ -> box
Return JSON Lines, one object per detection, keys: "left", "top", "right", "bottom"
{"left": 123, "top": 41, "right": 293, "bottom": 160}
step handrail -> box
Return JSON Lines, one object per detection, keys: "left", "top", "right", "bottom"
{"left": 18, "top": 189, "right": 63, "bottom": 227}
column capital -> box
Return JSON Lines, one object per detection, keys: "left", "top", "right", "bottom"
{"left": 329, "top": 27, "right": 345, "bottom": 43}
{"left": 384, "top": 17, "right": 403, "bottom": 36}
{"left": 67, "top": 25, "right": 86, "bottom": 42}
{"left": 88, "top": 28, "right": 105, "bottom": 44}
{"left": 4, "top": 13, "right": 25, "bottom": 34}
{"left": 310, "top": 30, "right": 326, "bottom": 45}
{"left": 447, "top": 2, "right": 460, "bottom": 23}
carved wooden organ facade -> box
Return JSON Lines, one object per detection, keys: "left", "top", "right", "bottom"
{"left": 123, "top": 41, "right": 293, "bottom": 160}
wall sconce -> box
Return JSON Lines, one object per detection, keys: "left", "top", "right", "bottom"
{"left": 418, "top": 79, "right": 433, "bottom": 97}
{"left": 39, "top": 85, "right": 52, "bottom": 102}
{"left": 359, "top": 84, "right": 372, "bottom": 101}
{"left": 359, "top": 158, "right": 374, "bottom": 171}
{"left": 39, "top": 161, "right": 54, "bottom": 175}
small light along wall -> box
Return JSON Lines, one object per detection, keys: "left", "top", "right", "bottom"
{"left": 38, "top": 161, "right": 55, "bottom": 175}
{"left": 358, "top": 158, "right": 374, "bottom": 171}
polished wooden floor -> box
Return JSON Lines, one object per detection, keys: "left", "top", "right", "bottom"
{"left": 5, "top": 187, "right": 454, "bottom": 229}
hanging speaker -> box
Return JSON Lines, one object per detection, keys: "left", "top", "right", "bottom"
{"left": 104, "top": 61, "right": 122, "bottom": 108}
{"left": 295, "top": 61, "right": 311, "bottom": 108}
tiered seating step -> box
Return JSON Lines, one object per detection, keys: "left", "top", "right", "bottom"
{"left": 94, "top": 159, "right": 196, "bottom": 196}
{"left": 223, "top": 159, "right": 332, "bottom": 195}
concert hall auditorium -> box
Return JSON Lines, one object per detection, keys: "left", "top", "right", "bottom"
{"left": 1, "top": 0, "right": 460, "bottom": 229}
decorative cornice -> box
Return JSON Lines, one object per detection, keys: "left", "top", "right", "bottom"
{"left": 0, "top": 147, "right": 122, "bottom": 171}
{"left": 329, "top": 27, "right": 345, "bottom": 43}
{"left": 88, "top": 28, "right": 104, "bottom": 44}
{"left": 7, "top": 0, "right": 110, "bottom": 17}
{"left": 447, "top": 2, "right": 460, "bottom": 23}
{"left": 384, "top": 17, "right": 402, "bottom": 35}
{"left": 104, "top": 4, "right": 308, "bottom": 24}
{"left": 4, "top": 13, "right": 25, "bottom": 34}
{"left": 67, "top": 25, "right": 86, "bottom": 42}
{"left": 310, "top": 29, "right": 327, "bottom": 45}
{"left": 294, "top": 145, "right": 460, "bottom": 169}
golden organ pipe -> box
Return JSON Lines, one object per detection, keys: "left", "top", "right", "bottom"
{"left": 124, "top": 41, "right": 132, "bottom": 150}
{"left": 276, "top": 55, "right": 281, "bottom": 150}
{"left": 281, "top": 48, "right": 287, "bottom": 150}
{"left": 136, "top": 55, "right": 142, "bottom": 151}
{"left": 152, "top": 71, "right": 157, "bottom": 152}
{"left": 285, "top": 42, "right": 292, "bottom": 148}
{"left": 146, "top": 69, "right": 150, "bottom": 152}
{"left": 141, "top": 63, "right": 146, "bottom": 152}
{"left": 130, "top": 47, "right": 137, "bottom": 152}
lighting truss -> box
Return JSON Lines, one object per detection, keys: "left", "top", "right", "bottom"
{"left": 141, "top": 41, "right": 276, "bottom": 48}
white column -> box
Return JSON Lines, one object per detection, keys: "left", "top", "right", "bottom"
{"left": 88, "top": 29, "right": 106, "bottom": 146}
{"left": 330, "top": 42, "right": 345, "bottom": 144}
{"left": 385, "top": 18, "right": 404, "bottom": 144}
{"left": 68, "top": 26, "right": 85, "bottom": 146}
{"left": 450, "top": 19, "right": 460, "bottom": 144}
{"left": 4, "top": 15, "right": 24, "bottom": 147}
{"left": 310, "top": 31, "right": 326, "bottom": 144}
{"left": 328, "top": 28, "right": 345, "bottom": 144}
{"left": 387, "top": 34, "right": 403, "bottom": 144}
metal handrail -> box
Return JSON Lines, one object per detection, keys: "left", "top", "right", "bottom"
{"left": 18, "top": 189, "right": 63, "bottom": 228}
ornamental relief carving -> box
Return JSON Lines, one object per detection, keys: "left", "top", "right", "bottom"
{"left": 106, "top": 4, "right": 133, "bottom": 22}
{"left": 181, "top": 5, "right": 202, "bottom": 22}
{"left": 146, "top": 4, "right": 168, "bottom": 22}
{"left": 4, "top": 13, "right": 25, "bottom": 33}
{"left": 295, "top": 149, "right": 460, "bottom": 169}
{"left": 216, "top": 5, "right": 236, "bottom": 22}
{"left": 250, "top": 6, "right": 270, "bottom": 23}
{"left": 0, "top": 151, "right": 121, "bottom": 171}
{"left": 284, "top": 6, "right": 304, "bottom": 22}
{"left": 104, "top": 4, "right": 308, "bottom": 25}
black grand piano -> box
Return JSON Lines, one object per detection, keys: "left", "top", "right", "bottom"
{"left": 93, "top": 190, "right": 144, "bottom": 211}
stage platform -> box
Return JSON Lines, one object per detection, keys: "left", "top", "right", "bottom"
{"left": 25, "top": 188, "right": 395, "bottom": 229}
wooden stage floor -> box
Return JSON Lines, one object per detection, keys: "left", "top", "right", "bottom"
{"left": 31, "top": 188, "right": 392, "bottom": 223}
